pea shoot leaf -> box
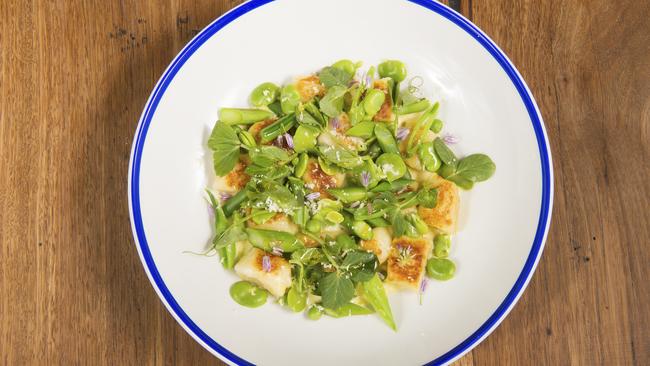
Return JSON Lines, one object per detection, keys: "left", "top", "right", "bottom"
{"left": 318, "top": 144, "right": 363, "bottom": 169}
{"left": 433, "top": 137, "right": 458, "bottom": 166}
{"left": 208, "top": 122, "right": 241, "bottom": 176}
{"left": 319, "top": 66, "right": 352, "bottom": 88}
{"left": 319, "top": 85, "right": 347, "bottom": 118}
{"left": 455, "top": 154, "right": 496, "bottom": 182}
{"left": 318, "top": 272, "right": 355, "bottom": 310}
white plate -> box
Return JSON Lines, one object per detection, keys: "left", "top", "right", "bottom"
{"left": 128, "top": 0, "right": 553, "bottom": 365}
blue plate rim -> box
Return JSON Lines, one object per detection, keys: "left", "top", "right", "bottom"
{"left": 127, "top": 1, "right": 554, "bottom": 365}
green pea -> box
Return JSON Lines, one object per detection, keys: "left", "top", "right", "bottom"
{"left": 332, "top": 59, "right": 361, "bottom": 75}
{"left": 378, "top": 60, "right": 407, "bottom": 83}
{"left": 431, "top": 118, "right": 443, "bottom": 133}
{"left": 346, "top": 121, "right": 376, "bottom": 138}
{"left": 363, "top": 89, "right": 386, "bottom": 118}
{"left": 426, "top": 258, "right": 456, "bottom": 281}
{"left": 352, "top": 221, "right": 373, "bottom": 240}
{"left": 307, "top": 305, "right": 323, "bottom": 320}
{"left": 328, "top": 187, "right": 368, "bottom": 203}
{"left": 294, "top": 153, "right": 309, "bottom": 178}
{"left": 219, "top": 108, "right": 275, "bottom": 125}
{"left": 250, "top": 82, "right": 279, "bottom": 107}
{"left": 418, "top": 142, "right": 441, "bottom": 172}
{"left": 238, "top": 130, "right": 257, "bottom": 149}
{"left": 230, "top": 281, "right": 268, "bottom": 308}
{"left": 325, "top": 211, "right": 344, "bottom": 224}
{"left": 306, "top": 219, "right": 323, "bottom": 233}
{"left": 280, "top": 84, "right": 301, "bottom": 114}
{"left": 434, "top": 234, "right": 451, "bottom": 258}
{"left": 395, "top": 98, "right": 431, "bottom": 115}
{"left": 373, "top": 123, "right": 399, "bottom": 154}
{"left": 293, "top": 125, "right": 319, "bottom": 153}
{"left": 376, "top": 153, "right": 407, "bottom": 182}
{"left": 286, "top": 287, "right": 307, "bottom": 312}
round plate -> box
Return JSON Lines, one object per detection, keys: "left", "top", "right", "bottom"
{"left": 128, "top": 0, "right": 553, "bottom": 365}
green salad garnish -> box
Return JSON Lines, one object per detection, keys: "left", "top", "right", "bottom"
{"left": 203, "top": 60, "right": 495, "bottom": 330}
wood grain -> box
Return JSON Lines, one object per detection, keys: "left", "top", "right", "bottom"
{"left": 0, "top": 0, "right": 648, "bottom": 365}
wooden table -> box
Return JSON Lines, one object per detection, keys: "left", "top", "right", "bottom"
{"left": 1, "top": 0, "right": 648, "bottom": 364}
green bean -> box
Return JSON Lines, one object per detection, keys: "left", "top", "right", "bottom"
{"left": 286, "top": 286, "right": 307, "bottom": 312}
{"left": 219, "top": 243, "right": 237, "bottom": 269}
{"left": 332, "top": 59, "right": 362, "bottom": 75}
{"left": 219, "top": 108, "right": 274, "bottom": 125}
{"left": 395, "top": 98, "right": 431, "bottom": 115}
{"left": 433, "top": 234, "right": 451, "bottom": 258}
{"left": 306, "top": 305, "right": 323, "bottom": 320}
{"left": 294, "top": 153, "right": 309, "bottom": 178}
{"left": 328, "top": 187, "right": 368, "bottom": 203}
{"left": 374, "top": 123, "right": 399, "bottom": 154}
{"left": 325, "top": 303, "right": 374, "bottom": 318}
{"left": 230, "top": 281, "right": 268, "bottom": 308}
{"left": 367, "top": 217, "right": 390, "bottom": 228}
{"left": 363, "top": 89, "right": 386, "bottom": 118}
{"left": 250, "top": 82, "right": 279, "bottom": 107}
{"left": 352, "top": 220, "right": 373, "bottom": 240}
{"left": 222, "top": 190, "right": 248, "bottom": 217}
{"left": 417, "top": 142, "right": 441, "bottom": 172}
{"left": 378, "top": 60, "right": 407, "bottom": 83}
{"left": 431, "top": 118, "right": 443, "bottom": 133}
{"left": 246, "top": 228, "right": 305, "bottom": 253}
{"left": 306, "top": 219, "right": 323, "bottom": 233}
{"left": 238, "top": 130, "right": 257, "bottom": 149}
{"left": 376, "top": 153, "right": 407, "bottom": 181}
{"left": 292, "top": 206, "right": 309, "bottom": 228}
{"left": 293, "top": 125, "right": 319, "bottom": 153}
{"left": 426, "top": 258, "right": 456, "bottom": 281}
{"left": 341, "top": 211, "right": 355, "bottom": 231}
{"left": 280, "top": 84, "right": 301, "bottom": 114}
{"left": 406, "top": 105, "right": 437, "bottom": 155}
{"left": 407, "top": 213, "right": 429, "bottom": 235}
{"left": 260, "top": 113, "right": 296, "bottom": 143}
{"left": 346, "top": 121, "right": 375, "bottom": 138}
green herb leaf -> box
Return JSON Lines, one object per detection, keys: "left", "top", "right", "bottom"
{"left": 324, "top": 303, "right": 374, "bottom": 318}
{"left": 417, "top": 188, "right": 438, "bottom": 208}
{"left": 318, "top": 272, "right": 355, "bottom": 310}
{"left": 248, "top": 145, "right": 291, "bottom": 166}
{"left": 212, "top": 224, "right": 247, "bottom": 250}
{"left": 433, "top": 137, "right": 457, "bottom": 166}
{"left": 318, "top": 144, "right": 364, "bottom": 169}
{"left": 319, "top": 85, "right": 348, "bottom": 118}
{"left": 248, "top": 181, "right": 301, "bottom": 214}
{"left": 208, "top": 122, "right": 241, "bottom": 176}
{"left": 358, "top": 274, "right": 396, "bottom": 330}
{"left": 319, "top": 66, "right": 352, "bottom": 88}
{"left": 455, "top": 154, "right": 496, "bottom": 182}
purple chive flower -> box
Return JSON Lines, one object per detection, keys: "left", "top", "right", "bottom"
{"left": 419, "top": 278, "right": 428, "bottom": 294}
{"left": 305, "top": 192, "right": 321, "bottom": 201}
{"left": 442, "top": 133, "right": 460, "bottom": 144}
{"left": 350, "top": 201, "right": 361, "bottom": 208}
{"left": 396, "top": 127, "right": 410, "bottom": 141}
{"left": 262, "top": 255, "right": 272, "bottom": 272}
{"left": 207, "top": 205, "right": 215, "bottom": 218}
{"left": 360, "top": 171, "right": 371, "bottom": 187}
{"left": 366, "top": 202, "right": 373, "bottom": 214}
{"left": 272, "top": 246, "right": 284, "bottom": 256}
{"left": 365, "top": 74, "right": 372, "bottom": 88}
{"left": 330, "top": 117, "right": 340, "bottom": 130}
{"left": 219, "top": 192, "right": 232, "bottom": 201}
{"left": 283, "top": 133, "right": 294, "bottom": 149}
{"left": 276, "top": 135, "right": 284, "bottom": 146}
